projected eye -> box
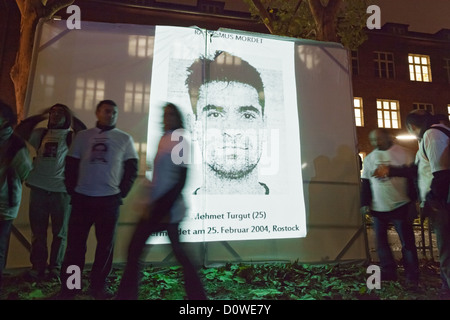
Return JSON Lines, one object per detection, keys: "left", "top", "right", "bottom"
{"left": 207, "top": 111, "right": 223, "bottom": 118}
{"left": 242, "top": 113, "right": 256, "bottom": 120}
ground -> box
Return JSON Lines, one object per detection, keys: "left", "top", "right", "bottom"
{"left": 0, "top": 258, "right": 446, "bottom": 301}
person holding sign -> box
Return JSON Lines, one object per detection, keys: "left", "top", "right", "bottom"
{"left": 185, "top": 50, "right": 269, "bottom": 195}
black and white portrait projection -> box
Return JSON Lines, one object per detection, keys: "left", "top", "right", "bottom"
{"left": 146, "top": 26, "right": 306, "bottom": 244}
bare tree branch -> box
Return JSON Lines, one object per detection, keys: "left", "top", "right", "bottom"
{"left": 250, "top": 0, "right": 275, "bottom": 34}
{"left": 282, "top": 0, "right": 303, "bottom": 35}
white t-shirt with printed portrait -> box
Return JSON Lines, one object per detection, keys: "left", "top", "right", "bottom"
{"left": 68, "top": 127, "right": 138, "bottom": 197}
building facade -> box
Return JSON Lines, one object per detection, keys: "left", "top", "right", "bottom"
{"left": 353, "top": 23, "right": 450, "bottom": 157}
{"left": 1, "top": 2, "right": 450, "bottom": 158}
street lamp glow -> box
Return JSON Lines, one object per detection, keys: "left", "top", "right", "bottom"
{"left": 396, "top": 134, "right": 417, "bottom": 140}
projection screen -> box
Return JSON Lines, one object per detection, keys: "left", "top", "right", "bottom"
{"left": 6, "top": 19, "right": 366, "bottom": 268}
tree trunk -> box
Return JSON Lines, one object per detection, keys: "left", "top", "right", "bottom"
{"left": 308, "top": 0, "right": 343, "bottom": 42}
{"left": 10, "top": 10, "right": 39, "bottom": 121}
{"left": 11, "top": 0, "right": 74, "bottom": 120}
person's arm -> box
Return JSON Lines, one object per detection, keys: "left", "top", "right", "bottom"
{"left": 64, "top": 155, "right": 80, "bottom": 195}
{"left": 14, "top": 114, "right": 48, "bottom": 141}
{"left": 119, "top": 158, "right": 138, "bottom": 198}
{"left": 11, "top": 147, "right": 32, "bottom": 182}
{"left": 72, "top": 116, "right": 87, "bottom": 133}
{"left": 360, "top": 178, "right": 372, "bottom": 207}
{"left": 373, "top": 163, "right": 418, "bottom": 179}
{"left": 150, "top": 166, "right": 188, "bottom": 222}
{"left": 427, "top": 170, "right": 450, "bottom": 203}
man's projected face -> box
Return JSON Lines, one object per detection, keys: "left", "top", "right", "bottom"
{"left": 196, "top": 81, "right": 265, "bottom": 179}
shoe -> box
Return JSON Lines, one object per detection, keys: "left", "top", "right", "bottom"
{"left": 47, "top": 269, "right": 61, "bottom": 284}
{"left": 89, "top": 286, "right": 115, "bottom": 300}
{"left": 404, "top": 278, "right": 419, "bottom": 291}
{"left": 380, "top": 272, "right": 398, "bottom": 282}
{"left": 23, "top": 269, "right": 46, "bottom": 283}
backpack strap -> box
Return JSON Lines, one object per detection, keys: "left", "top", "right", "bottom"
{"left": 422, "top": 126, "right": 450, "bottom": 160}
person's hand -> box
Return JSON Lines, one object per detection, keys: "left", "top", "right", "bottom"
{"left": 373, "top": 164, "right": 389, "bottom": 179}
{"left": 360, "top": 206, "right": 371, "bottom": 216}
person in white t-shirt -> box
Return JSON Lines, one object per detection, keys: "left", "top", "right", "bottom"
{"left": 361, "top": 128, "right": 419, "bottom": 286}
{"left": 375, "top": 110, "right": 450, "bottom": 297}
{"left": 58, "top": 100, "right": 138, "bottom": 299}
{"left": 15, "top": 103, "right": 86, "bottom": 282}
{"left": 116, "top": 102, "right": 206, "bottom": 300}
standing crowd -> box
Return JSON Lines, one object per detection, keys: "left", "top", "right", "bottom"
{"left": 0, "top": 99, "right": 205, "bottom": 300}
{"left": 0, "top": 96, "right": 449, "bottom": 300}
{"left": 361, "top": 110, "right": 450, "bottom": 296}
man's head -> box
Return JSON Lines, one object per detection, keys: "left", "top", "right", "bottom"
{"left": 96, "top": 100, "right": 118, "bottom": 127}
{"left": 369, "top": 128, "right": 393, "bottom": 151}
{"left": 185, "top": 51, "right": 265, "bottom": 119}
{"left": 48, "top": 103, "right": 72, "bottom": 129}
{"left": 185, "top": 51, "right": 266, "bottom": 180}
{"left": 405, "top": 109, "right": 437, "bottom": 139}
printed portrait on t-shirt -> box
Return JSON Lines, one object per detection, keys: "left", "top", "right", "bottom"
{"left": 43, "top": 142, "right": 58, "bottom": 158}
{"left": 90, "top": 142, "right": 108, "bottom": 163}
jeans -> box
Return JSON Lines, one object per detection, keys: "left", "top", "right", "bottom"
{"left": 372, "top": 203, "right": 419, "bottom": 281}
{"left": 29, "top": 187, "right": 71, "bottom": 273}
{"left": 117, "top": 220, "right": 206, "bottom": 300}
{"left": 428, "top": 202, "right": 450, "bottom": 289}
{"left": 60, "top": 193, "right": 121, "bottom": 294}
{"left": 0, "top": 219, "right": 13, "bottom": 289}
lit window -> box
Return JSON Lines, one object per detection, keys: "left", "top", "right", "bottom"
{"left": 413, "top": 103, "right": 434, "bottom": 114}
{"left": 448, "top": 105, "right": 450, "bottom": 120}
{"left": 353, "top": 97, "right": 364, "bottom": 127}
{"left": 376, "top": 99, "right": 400, "bottom": 129}
{"left": 409, "top": 54, "right": 432, "bottom": 82}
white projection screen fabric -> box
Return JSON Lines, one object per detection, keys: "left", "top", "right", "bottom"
{"left": 7, "top": 20, "right": 366, "bottom": 269}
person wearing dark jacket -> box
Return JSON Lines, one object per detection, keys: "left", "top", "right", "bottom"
{"left": 58, "top": 100, "right": 138, "bottom": 299}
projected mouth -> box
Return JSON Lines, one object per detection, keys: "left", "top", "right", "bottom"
{"left": 222, "top": 146, "right": 248, "bottom": 150}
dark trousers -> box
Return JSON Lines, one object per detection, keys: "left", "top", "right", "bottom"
{"left": 29, "top": 187, "right": 71, "bottom": 273}
{"left": 0, "top": 219, "right": 13, "bottom": 289}
{"left": 117, "top": 220, "right": 206, "bottom": 300}
{"left": 60, "top": 194, "right": 121, "bottom": 293}
{"left": 372, "top": 203, "right": 420, "bottom": 281}
{"left": 429, "top": 202, "right": 450, "bottom": 289}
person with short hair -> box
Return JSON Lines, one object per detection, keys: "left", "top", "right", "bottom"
{"left": 59, "top": 99, "right": 138, "bottom": 299}
{"left": 361, "top": 128, "right": 419, "bottom": 287}
{"left": 185, "top": 51, "right": 269, "bottom": 195}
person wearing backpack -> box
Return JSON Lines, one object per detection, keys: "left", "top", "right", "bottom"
{"left": 0, "top": 100, "right": 32, "bottom": 294}
{"left": 15, "top": 103, "right": 86, "bottom": 282}
{"left": 374, "top": 109, "right": 450, "bottom": 297}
